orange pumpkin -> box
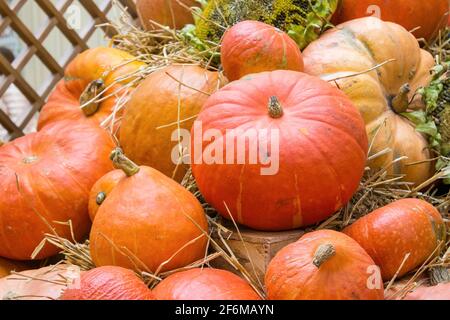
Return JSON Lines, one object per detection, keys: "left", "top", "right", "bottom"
{"left": 38, "top": 48, "right": 145, "bottom": 130}
{"left": 90, "top": 148, "right": 208, "bottom": 273}
{"left": 61, "top": 266, "right": 155, "bottom": 300}
{"left": 136, "top": 0, "right": 198, "bottom": 30}
{"left": 265, "top": 230, "right": 384, "bottom": 300}
{"left": 88, "top": 170, "right": 126, "bottom": 221}
{"left": 332, "top": 0, "right": 449, "bottom": 42}
{"left": 119, "top": 64, "right": 226, "bottom": 182}
{"left": 0, "top": 258, "right": 28, "bottom": 278}
{"left": 343, "top": 199, "right": 446, "bottom": 281}
{"left": 0, "top": 264, "right": 75, "bottom": 300}
{"left": 153, "top": 268, "right": 261, "bottom": 300}
{"left": 191, "top": 70, "right": 368, "bottom": 231}
{"left": 303, "top": 17, "right": 435, "bottom": 185}
{"left": 0, "top": 121, "right": 114, "bottom": 260}
{"left": 221, "top": 21, "right": 304, "bottom": 81}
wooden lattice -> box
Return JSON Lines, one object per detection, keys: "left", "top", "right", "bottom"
{"left": 0, "top": 0, "right": 137, "bottom": 140}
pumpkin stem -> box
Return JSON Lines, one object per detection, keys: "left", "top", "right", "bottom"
{"left": 268, "top": 96, "right": 284, "bottom": 118}
{"left": 313, "top": 243, "right": 336, "bottom": 268}
{"left": 80, "top": 79, "right": 105, "bottom": 116}
{"left": 391, "top": 83, "right": 411, "bottom": 114}
{"left": 110, "top": 148, "right": 140, "bottom": 177}
{"left": 429, "top": 266, "right": 450, "bottom": 285}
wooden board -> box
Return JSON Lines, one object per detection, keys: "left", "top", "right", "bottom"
{"left": 211, "top": 221, "right": 304, "bottom": 284}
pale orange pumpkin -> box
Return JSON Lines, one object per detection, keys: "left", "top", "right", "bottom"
{"left": 303, "top": 17, "right": 435, "bottom": 185}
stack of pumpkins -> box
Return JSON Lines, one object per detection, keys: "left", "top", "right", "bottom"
{"left": 0, "top": 0, "right": 448, "bottom": 300}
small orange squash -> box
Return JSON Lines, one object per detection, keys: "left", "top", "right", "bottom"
{"left": 265, "top": 230, "right": 384, "bottom": 300}
{"left": 90, "top": 149, "right": 208, "bottom": 273}
{"left": 343, "top": 199, "right": 446, "bottom": 281}
{"left": 61, "top": 266, "right": 155, "bottom": 300}
{"left": 153, "top": 268, "right": 260, "bottom": 300}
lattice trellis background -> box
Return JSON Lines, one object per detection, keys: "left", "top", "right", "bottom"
{"left": 0, "top": 0, "right": 137, "bottom": 141}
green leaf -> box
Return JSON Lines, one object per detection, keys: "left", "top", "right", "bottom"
{"left": 416, "top": 121, "right": 438, "bottom": 136}
{"left": 401, "top": 110, "right": 427, "bottom": 126}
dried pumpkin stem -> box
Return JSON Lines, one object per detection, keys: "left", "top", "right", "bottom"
{"left": 391, "top": 83, "right": 411, "bottom": 114}
{"left": 313, "top": 243, "right": 336, "bottom": 268}
{"left": 429, "top": 266, "right": 450, "bottom": 285}
{"left": 80, "top": 79, "right": 105, "bottom": 116}
{"left": 110, "top": 148, "right": 140, "bottom": 177}
{"left": 268, "top": 96, "right": 283, "bottom": 118}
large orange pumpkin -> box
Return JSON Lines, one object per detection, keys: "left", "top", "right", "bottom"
{"left": 265, "top": 230, "right": 384, "bottom": 300}
{"left": 0, "top": 264, "right": 75, "bottom": 300}
{"left": 191, "top": 70, "right": 368, "bottom": 231}
{"left": 136, "top": 0, "right": 198, "bottom": 30}
{"left": 221, "top": 20, "right": 304, "bottom": 81}
{"left": 303, "top": 17, "right": 436, "bottom": 185}
{"left": 119, "top": 64, "right": 226, "bottom": 182}
{"left": 332, "top": 0, "right": 449, "bottom": 42}
{"left": 153, "top": 268, "right": 260, "bottom": 300}
{"left": 61, "top": 266, "right": 155, "bottom": 300}
{"left": 90, "top": 148, "right": 208, "bottom": 273}
{"left": 38, "top": 48, "right": 145, "bottom": 130}
{"left": 343, "top": 199, "right": 446, "bottom": 281}
{"left": 0, "top": 258, "right": 28, "bottom": 278}
{"left": 0, "top": 121, "right": 114, "bottom": 260}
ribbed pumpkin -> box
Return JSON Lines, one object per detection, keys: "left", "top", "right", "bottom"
{"left": 61, "top": 266, "right": 155, "bottom": 300}
{"left": 303, "top": 17, "right": 435, "bottom": 185}
{"left": 265, "top": 230, "right": 384, "bottom": 300}
{"left": 88, "top": 170, "right": 126, "bottom": 221}
{"left": 343, "top": 199, "right": 446, "bottom": 281}
{"left": 136, "top": 0, "right": 198, "bottom": 30}
{"left": 221, "top": 21, "right": 304, "bottom": 81}
{"left": 0, "top": 121, "right": 114, "bottom": 260}
{"left": 119, "top": 65, "right": 226, "bottom": 182}
{"left": 0, "top": 265, "right": 74, "bottom": 300}
{"left": 38, "top": 48, "right": 145, "bottom": 130}
{"left": 153, "top": 268, "right": 261, "bottom": 300}
{"left": 191, "top": 70, "right": 368, "bottom": 231}
{"left": 332, "top": 0, "right": 449, "bottom": 42}
{"left": 0, "top": 257, "right": 28, "bottom": 278}
{"left": 90, "top": 149, "right": 208, "bottom": 273}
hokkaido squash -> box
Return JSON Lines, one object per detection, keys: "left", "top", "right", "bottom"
{"left": 88, "top": 170, "right": 126, "bottom": 222}
{"left": 119, "top": 64, "right": 226, "bottom": 182}
{"left": 90, "top": 148, "right": 208, "bottom": 273}
{"left": 191, "top": 70, "right": 368, "bottom": 231}
{"left": 0, "top": 264, "right": 75, "bottom": 300}
{"left": 266, "top": 230, "right": 384, "bottom": 300}
{"left": 303, "top": 17, "right": 436, "bottom": 185}
{"left": 38, "top": 48, "right": 145, "bottom": 130}
{"left": 153, "top": 268, "right": 260, "bottom": 300}
{"left": 0, "top": 258, "right": 28, "bottom": 278}
{"left": 343, "top": 199, "right": 446, "bottom": 281}
{"left": 136, "top": 0, "right": 198, "bottom": 30}
{"left": 221, "top": 21, "right": 304, "bottom": 81}
{"left": 332, "top": 0, "right": 449, "bottom": 42}
{"left": 61, "top": 266, "right": 155, "bottom": 300}
{"left": 0, "top": 121, "right": 114, "bottom": 260}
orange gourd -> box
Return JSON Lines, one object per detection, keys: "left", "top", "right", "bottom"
{"left": 38, "top": 48, "right": 145, "bottom": 130}
{"left": 265, "top": 230, "right": 384, "bottom": 300}
{"left": 119, "top": 64, "right": 226, "bottom": 182}
{"left": 136, "top": 0, "right": 198, "bottom": 30}
{"left": 61, "top": 266, "right": 155, "bottom": 300}
{"left": 153, "top": 268, "right": 260, "bottom": 300}
{"left": 0, "top": 121, "right": 114, "bottom": 260}
{"left": 90, "top": 149, "right": 208, "bottom": 273}
{"left": 343, "top": 199, "right": 446, "bottom": 281}
{"left": 221, "top": 21, "right": 304, "bottom": 81}
{"left": 191, "top": 70, "right": 368, "bottom": 231}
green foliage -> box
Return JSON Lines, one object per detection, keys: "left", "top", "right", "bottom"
{"left": 194, "top": 0, "right": 338, "bottom": 49}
